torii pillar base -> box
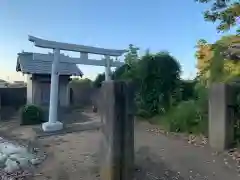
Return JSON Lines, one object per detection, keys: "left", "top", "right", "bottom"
{"left": 42, "top": 121, "right": 63, "bottom": 132}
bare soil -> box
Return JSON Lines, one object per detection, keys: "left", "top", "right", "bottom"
{"left": 0, "top": 108, "right": 239, "bottom": 180}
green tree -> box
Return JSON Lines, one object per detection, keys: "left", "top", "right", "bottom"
{"left": 136, "top": 52, "right": 181, "bottom": 116}
{"left": 195, "top": 39, "right": 213, "bottom": 83}
{"left": 196, "top": 35, "right": 240, "bottom": 84}
{"left": 195, "top": 0, "right": 240, "bottom": 32}
{"left": 209, "top": 42, "right": 226, "bottom": 82}
{"left": 124, "top": 44, "right": 139, "bottom": 66}
{"left": 111, "top": 64, "right": 130, "bottom": 80}
{"left": 111, "top": 44, "right": 140, "bottom": 82}
{"left": 71, "top": 78, "right": 92, "bottom": 84}
{"left": 92, "top": 73, "right": 105, "bottom": 88}
{"left": 92, "top": 44, "right": 139, "bottom": 87}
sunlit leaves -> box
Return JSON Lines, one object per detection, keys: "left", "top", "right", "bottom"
{"left": 196, "top": 0, "right": 240, "bottom": 32}
{"left": 196, "top": 35, "right": 240, "bottom": 84}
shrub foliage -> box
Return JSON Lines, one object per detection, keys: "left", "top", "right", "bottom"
{"left": 92, "top": 40, "right": 239, "bottom": 141}
{"left": 20, "top": 104, "right": 45, "bottom": 125}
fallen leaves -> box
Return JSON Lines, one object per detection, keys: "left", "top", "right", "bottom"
{"left": 187, "top": 134, "right": 208, "bottom": 147}
{"left": 146, "top": 126, "right": 208, "bottom": 147}
{"left": 226, "top": 148, "right": 240, "bottom": 174}
{"left": 146, "top": 127, "right": 167, "bottom": 135}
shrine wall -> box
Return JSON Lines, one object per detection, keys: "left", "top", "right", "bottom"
{"left": 69, "top": 82, "right": 99, "bottom": 107}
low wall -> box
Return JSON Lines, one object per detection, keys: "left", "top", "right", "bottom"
{"left": 69, "top": 82, "right": 99, "bottom": 107}
{"left": 0, "top": 87, "right": 27, "bottom": 120}
{"left": 0, "top": 83, "right": 99, "bottom": 120}
{"left": 0, "top": 84, "right": 98, "bottom": 108}
{"left": 0, "top": 87, "right": 26, "bottom": 108}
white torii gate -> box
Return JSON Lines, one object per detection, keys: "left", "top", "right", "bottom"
{"left": 28, "top": 35, "right": 126, "bottom": 132}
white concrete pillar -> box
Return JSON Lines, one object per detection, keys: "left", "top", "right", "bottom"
{"left": 42, "top": 49, "right": 63, "bottom": 132}
{"left": 105, "top": 55, "right": 111, "bottom": 81}
{"left": 26, "top": 74, "right": 33, "bottom": 104}
{"left": 49, "top": 50, "right": 59, "bottom": 122}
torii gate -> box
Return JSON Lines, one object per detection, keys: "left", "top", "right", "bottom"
{"left": 28, "top": 35, "right": 126, "bottom": 132}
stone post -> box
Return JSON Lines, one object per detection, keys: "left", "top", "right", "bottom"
{"left": 0, "top": 92, "right": 2, "bottom": 120}
{"left": 104, "top": 55, "right": 111, "bottom": 81}
{"left": 209, "top": 83, "right": 235, "bottom": 151}
{"left": 100, "top": 81, "right": 134, "bottom": 180}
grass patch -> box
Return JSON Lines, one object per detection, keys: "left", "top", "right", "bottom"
{"left": 150, "top": 100, "right": 208, "bottom": 135}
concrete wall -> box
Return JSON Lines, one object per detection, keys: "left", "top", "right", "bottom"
{"left": 0, "top": 77, "right": 98, "bottom": 118}
{"left": 100, "top": 81, "right": 134, "bottom": 180}
{"left": 209, "top": 83, "right": 235, "bottom": 151}
{"left": 69, "top": 82, "right": 98, "bottom": 106}
{"left": 32, "top": 81, "right": 46, "bottom": 106}
{"left": 0, "top": 87, "right": 26, "bottom": 120}
{"left": 27, "top": 74, "right": 70, "bottom": 107}
{"left": 59, "top": 78, "right": 70, "bottom": 107}
{"left": 26, "top": 75, "right": 102, "bottom": 107}
{"left": 0, "top": 87, "right": 26, "bottom": 107}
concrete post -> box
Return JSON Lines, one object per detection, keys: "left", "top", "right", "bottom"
{"left": 42, "top": 49, "right": 63, "bottom": 132}
{"left": 121, "top": 81, "right": 135, "bottom": 180}
{"left": 0, "top": 92, "right": 2, "bottom": 120}
{"left": 104, "top": 55, "right": 111, "bottom": 81}
{"left": 209, "top": 83, "right": 235, "bottom": 151}
{"left": 100, "top": 81, "right": 134, "bottom": 180}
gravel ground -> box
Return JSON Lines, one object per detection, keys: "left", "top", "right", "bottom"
{"left": 0, "top": 109, "right": 239, "bottom": 180}
{"left": 32, "top": 122, "right": 240, "bottom": 180}
{"left": 33, "top": 129, "right": 185, "bottom": 180}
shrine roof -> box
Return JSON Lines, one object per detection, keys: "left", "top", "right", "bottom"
{"left": 16, "top": 52, "right": 83, "bottom": 76}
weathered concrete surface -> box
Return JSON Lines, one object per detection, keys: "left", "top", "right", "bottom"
{"left": 100, "top": 81, "right": 134, "bottom": 180}
{"left": 209, "top": 83, "right": 235, "bottom": 151}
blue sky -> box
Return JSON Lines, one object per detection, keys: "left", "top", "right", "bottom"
{"left": 0, "top": 0, "right": 236, "bottom": 81}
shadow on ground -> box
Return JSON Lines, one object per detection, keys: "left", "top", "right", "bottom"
{"left": 42, "top": 107, "right": 90, "bottom": 125}
{"left": 135, "top": 146, "right": 184, "bottom": 180}
{"left": 34, "top": 108, "right": 101, "bottom": 138}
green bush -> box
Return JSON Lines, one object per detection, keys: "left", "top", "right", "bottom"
{"left": 136, "top": 52, "right": 181, "bottom": 117}
{"left": 158, "top": 83, "right": 209, "bottom": 135}
{"left": 194, "top": 83, "right": 209, "bottom": 135}
{"left": 136, "top": 109, "right": 152, "bottom": 119}
{"left": 161, "top": 99, "right": 208, "bottom": 134}
{"left": 20, "top": 105, "right": 45, "bottom": 125}
{"left": 163, "top": 100, "right": 198, "bottom": 133}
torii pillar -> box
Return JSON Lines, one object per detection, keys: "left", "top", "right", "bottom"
{"left": 28, "top": 35, "right": 125, "bottom": 132}
{"left": 46, "top": 48, "right": 62, "bottom": 131}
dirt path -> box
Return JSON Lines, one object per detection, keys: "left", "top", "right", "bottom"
{"left": 1, "top": 110, "right": 239, "bottom": 180}
{"left": 31, "top": 121, "right": 240, "bottom": 180}
{"left": 34, "top": 131, "right": 100, "bottom": 180}
{"left": 135, "top": 122, "right": 240, "bottom": 180}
